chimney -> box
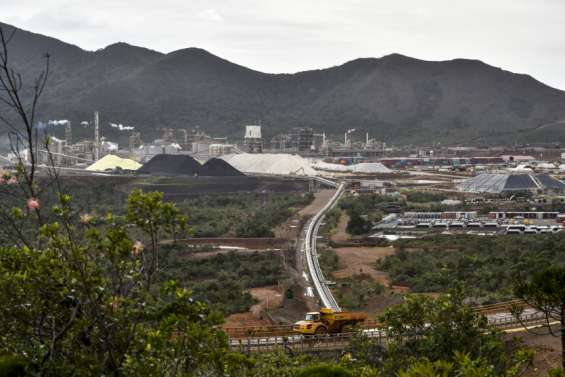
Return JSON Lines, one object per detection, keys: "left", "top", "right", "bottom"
{"left": 65, "top": 121, "right": 72, "bottom": 144}
{"left": 94, "top": 111, "right": 100, "bottom": 160}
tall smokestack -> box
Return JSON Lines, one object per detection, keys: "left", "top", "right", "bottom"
{"left": 94, "top": 111, "right": 100, "bottom": 160}
{"left": 65, "top": 121, "right": 72, "bottom": 144}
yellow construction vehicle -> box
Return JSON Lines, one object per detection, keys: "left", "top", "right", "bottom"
{"left": 293, "top": 308, "right": 368, "bottom": 335}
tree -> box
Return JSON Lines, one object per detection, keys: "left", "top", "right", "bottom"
{"left": 126, "top": 189, "right": 188, "bottom": 287}
{"left": 0, "top": 25, "right": 49, "bottom": 198}
{"left": 0, "top": 24, "right": 250, "bottom": 376}
{"left": 378, "top": 289, "right": 532, "bottom": 376}
{"left": 346, "top": 212, "right": 371, "bottom": 235}
{"left": 0, "top": 190, "right": 238, "bottom": 375}
{"left": 513, "top": 267, "right": 565, "bottom": 370}
{"left": 0, "top": 24, "right": 52, "bottom": 250}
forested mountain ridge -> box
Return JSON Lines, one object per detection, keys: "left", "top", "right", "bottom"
{"left": 2, "top": 21, "right": 565, "bottom": 145}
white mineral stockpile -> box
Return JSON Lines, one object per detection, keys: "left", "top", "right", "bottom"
{"left": 351, "top": 162, "right": 391, "bottom": 173}
{"left": 86, "top": 155, "right": 142, "bottom": 172}
{"left": 311, "top": 161, "right": 350, "bottom": 172}
{"left": 312, "top": 160, "right": 391, "bottom": 174}
{"left": 220, "top": 153, "right": 317, "bottom": 176}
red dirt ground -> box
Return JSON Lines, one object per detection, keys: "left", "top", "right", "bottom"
{"left": 223, "top": 286, "right": 284, "bottom": 327}
{"left": 222, "top": 312, "right": 272, "bottom": 328}
{"left": 333, "top": 246, "right": 396, "bottom": 286}
{"left": 249, "top": 286, "right": 284, "bottom": 316}
{"left": 331, "top": 213, "right": 351, "bottom": 243}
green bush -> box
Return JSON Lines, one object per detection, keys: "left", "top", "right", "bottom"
{"left": 404, "top": 191, "right": 448, "bottom": 203}
{"left": 163, "top": 251, "right": 286, "bottom": 315}
{"left": 319, "top": 249, "right": 339, "bottom": 274}
{"left": 346, "top": 212, "right": 372, "bottom": 235}
{"left": 0, "top": 355, "right": 26, "bottom": 377}
{"left": 336, "top": 274, "right": 385, "bottom": 309}
{"left": 379, "top": 234, "right": 565, "bottom": 302}
{"left": 285, "top": 288, "right": 294, "bottom": 300}
{"left": 296, "top": 364, "right": 354, "bottom": 377}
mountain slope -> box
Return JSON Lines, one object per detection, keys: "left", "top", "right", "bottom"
{"left": 1, "top": 21, "right": 565, "bottom": 145}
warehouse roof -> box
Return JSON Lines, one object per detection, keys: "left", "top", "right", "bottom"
{"left": 457, "top": 173, "right": 565, "bottom": 193}
{"left": 535, "top": 174, "right": 565, "bottom": 190}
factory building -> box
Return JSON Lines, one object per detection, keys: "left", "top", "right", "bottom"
{"left": 488, "top": 211, "right": 560, "bottom": 220}
{"left": 289, "top": 127, "right": 314, "bottom": 152}
{"left": 403, "top": 211, "right": 477, "bottom": 220}
{"left": 244, "top": 125, "right": 263, "bottom": 153}
{"left": 209, "top": 144, "right": 235, "bottom": 157}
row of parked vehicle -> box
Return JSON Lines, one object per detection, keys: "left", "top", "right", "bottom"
{"left": 397, "top": 221, "right": 563, "bottom": 235}
{"left": 409, "top": 221, "right": 499, "bottom": 229}
{"left": 504, "top": 224, "right": 562, "bottom": 234}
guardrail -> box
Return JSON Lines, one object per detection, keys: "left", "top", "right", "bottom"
{"left": 304, "top": 182, "right": 345, "bottom": 311}
{"left": 229, "top": 312, "right": 548, "bottom": 353}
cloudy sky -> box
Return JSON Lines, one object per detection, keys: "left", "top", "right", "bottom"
{"left": 3, "top": 0, "right": 565, "bottom": 89}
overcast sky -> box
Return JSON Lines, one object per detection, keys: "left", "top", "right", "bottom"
{"left": 3, "top": 0, "right": 564, "bottom": 89}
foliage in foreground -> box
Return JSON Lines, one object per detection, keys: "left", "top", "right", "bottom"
{"left": 514, "top": 267, "right": 565, "bottom": 370}
{"left": 376, "top": 290, "right": 532, "bottom": 376}
{"left": 0, "top": 186, "right": 240, "bottom": 376}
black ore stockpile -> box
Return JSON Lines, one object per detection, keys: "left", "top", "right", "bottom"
{"left": 137, "top": 154, "right": 201, "bottom": 175}
{"left": 196, "top": 158, "right": 244, "bottom": 176}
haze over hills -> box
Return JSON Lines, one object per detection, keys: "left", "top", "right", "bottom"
{"left": 2, "top": 21, "right": 565, "bottom": 146}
